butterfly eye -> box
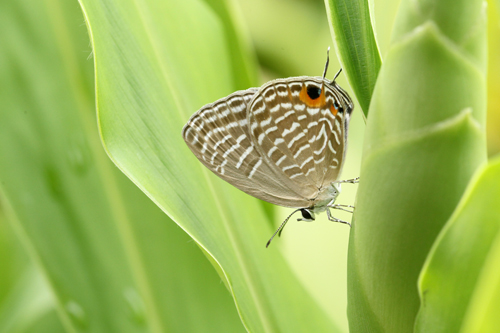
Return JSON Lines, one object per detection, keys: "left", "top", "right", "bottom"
{"left": 300, "top": 209, "right": 315, "bottom": 221}
{"left": 306, "top": 86, "right": 321, "bottom": 100}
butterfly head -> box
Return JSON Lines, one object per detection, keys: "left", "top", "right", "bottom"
{"left": 312, "top": 182, "right": 342, "bottom": 213}
{"left": 297, "top": 208, "right": 315, "bottom": 222}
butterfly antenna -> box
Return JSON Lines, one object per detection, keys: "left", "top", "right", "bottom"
{"left": 266, "top": 208, "right": 302, "bottom": 248}
{"left": 322, "top": 47, "right": 330, "bottom": 80}
{"left": 332, "top": 68, "right": 342, "bottom": 83}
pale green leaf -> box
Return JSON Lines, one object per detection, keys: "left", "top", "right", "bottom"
{"left": 80, "top": 0, "right": 340, "bottom": 331}
{"left": 416, "top": 156, "right": 500, "bottom": 332}
{"left": 0, "top": 0, "right": 245, "bottom": 332}
{"left": 0, "top": 267, "right": 65, "bottom": 333}
{"left": 324, "top": 0, "right": 382, "bottom": 117}
{"left": 347, "top": 0, "right": 487, "bottom": 331}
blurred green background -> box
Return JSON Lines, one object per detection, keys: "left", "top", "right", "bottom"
{"left": 0, "top": 0, "right": 499, "bottom": 332}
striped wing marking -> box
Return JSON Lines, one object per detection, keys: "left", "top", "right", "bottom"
{"left": 247, "top": 77, "right": 350, "bottom": 202}
{"left": 182, "top": 88, "right": 311, "bottom": 208}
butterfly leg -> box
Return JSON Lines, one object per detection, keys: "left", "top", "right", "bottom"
{"left": 329, "top": 204, "right": 354, "bottom": 214}
{"left": 333, "top": 177, "right": 359, "bottom": 184}
{"left": 326, "top": 207, "right": 351, "bottom": 226}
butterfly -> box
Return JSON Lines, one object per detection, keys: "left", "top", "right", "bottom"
{"left": 182, "top": 48, "right": 358, "bottom": 247}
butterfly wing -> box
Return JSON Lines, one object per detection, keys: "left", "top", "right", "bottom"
{"left": 247, "top": 77, "right": 353, "bottom": 202}
{"left": 182, "top": 88, "right": 311, "bottom": 208}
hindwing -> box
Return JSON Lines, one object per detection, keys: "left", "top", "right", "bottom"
{"left": 247, "top": 77, "right": 352, "bottom": 199}
{"left": 182, "top": 88, "right": 311, "bottom": 208}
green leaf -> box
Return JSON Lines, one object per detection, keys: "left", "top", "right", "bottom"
{"left": 416, "top": 156, "right": 500, "bottom": 332}
{"left": 0, "top": 0, "right": 245, "bottom": 331}
{"left": 347, "top": 0, "right": 487, "bottom": 331}
{"left": 0, "top": 207, "right": 29, "bottom": 312}
{"left": 80, "top": 0, "right": 341, "bottom": 331}
{"left": 0, "top": 267, "right": 65, "bottom": 333}
{"left": 0, "top": 198, "right": 65, "bottom": 333}
{"left": 324, "top": 0, "right": 382, "bottom": 117}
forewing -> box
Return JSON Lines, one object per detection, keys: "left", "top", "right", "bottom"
{"left": 182, "top": 88, "right": 310, "bottom": 208}
{"left": 247, "top": 77, "right": 350, "bottom": 197}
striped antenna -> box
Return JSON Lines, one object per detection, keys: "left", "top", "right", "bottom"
{"left": 322, "top": 47, "right": 330, "bottom": 80}
{"left": 332, "top": 68, "right": 342, "bottom": 83}
{"left": 266, "top": 209, "right": 302, "bottom": 248}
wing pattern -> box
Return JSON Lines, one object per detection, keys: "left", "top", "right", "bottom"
{"left": 182, "top": 88, "right": 311, "bottom": 208}
{"left": 247, "top": 77, "right": 352, "bottom": 202}
{"left": 183, "top": 77, "right": 353, "bottom": 208}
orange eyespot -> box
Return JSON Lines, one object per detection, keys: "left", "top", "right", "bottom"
{"left": 299, "top": 84, "right": 326, "bottom": 108}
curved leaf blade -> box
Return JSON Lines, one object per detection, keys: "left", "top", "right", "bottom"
{"left": 0, "top": 0, "right": 246, "bottom": 331}
{"left": 324, "top": 0, "right": 382, "bottom": 117}
{"left": 416, "top": 156, "right": 500, "bottom": 332}
{"left": 81, "top": 0, "right": 341, "bottom": 331}
{"left": 347, "top": 0, "right": 487, "bottom": 331}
